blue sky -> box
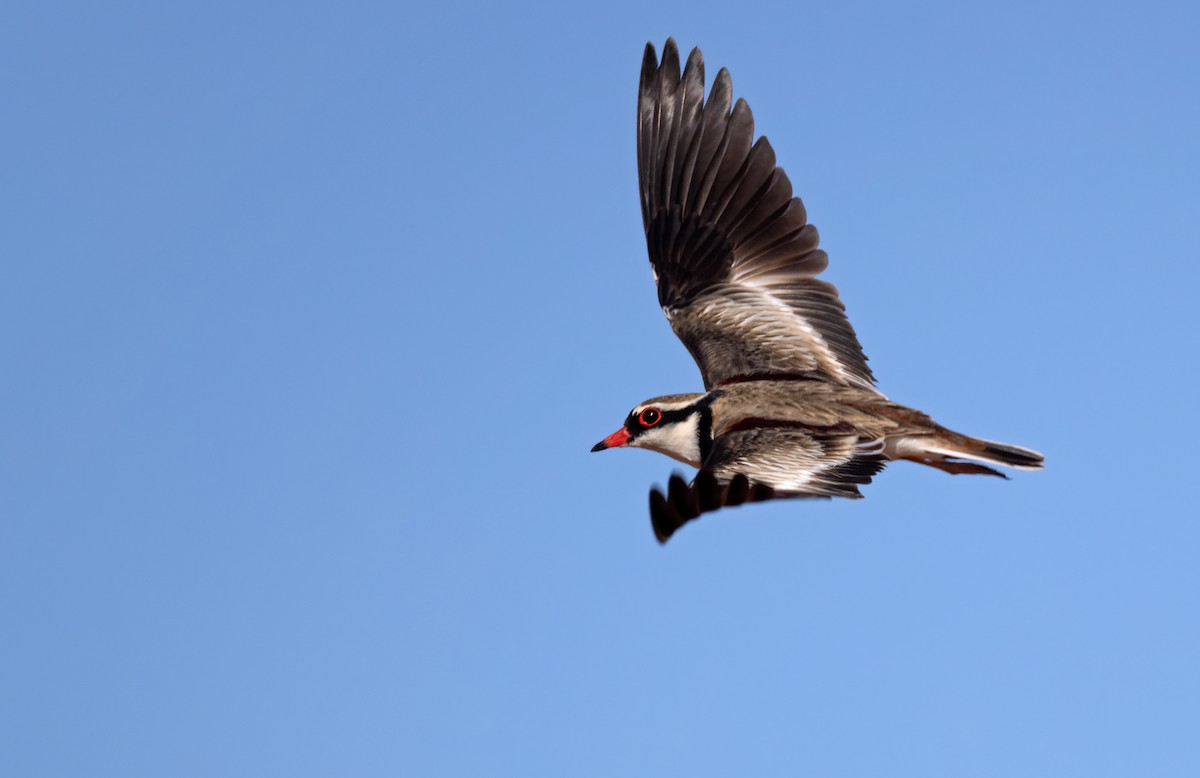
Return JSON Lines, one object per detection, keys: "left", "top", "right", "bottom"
{"left": 3, "top": 0, "right": 1198, "bottom": 775}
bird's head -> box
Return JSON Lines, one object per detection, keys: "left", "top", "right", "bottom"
{"left": 591, "top": 393, "right": 711, "bottom": 467}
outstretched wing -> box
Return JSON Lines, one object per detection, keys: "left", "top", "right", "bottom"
{"left": 638, "top": 39, "right": 874, "bottom": 390}
{"left": 649, "top": 429, "right": 887, "bottom": 543}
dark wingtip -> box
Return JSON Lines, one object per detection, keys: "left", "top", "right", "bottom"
{"left": 660, "top": 39, "right": 681, "bottom": 84}
{"left": 641, "top": 42, "right": 659, "bottom": 90}
{"left": 706, "top": 67, "right": 733, "bottom": 113}
{"left": 649, "top": 487, "right": 678, "bottom": 544}
{"left": 644, "top": 39, "right": 687, "bottom": 76}
{"left": 645, "top": 470, "right": 796, "bottom": 543}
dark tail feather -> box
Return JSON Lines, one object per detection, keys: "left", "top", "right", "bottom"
{"left": 976, "top": 439, "right": 1045, "bottom": 469}
{"left": 893, "top": 430, "right": 1044, "bottom": 477}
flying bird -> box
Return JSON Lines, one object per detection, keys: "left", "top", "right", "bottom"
{"left": 591, "top": 39, "right": 1044, "bottom": 543}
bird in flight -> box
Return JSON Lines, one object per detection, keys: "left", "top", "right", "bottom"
{"left": 591, "top": 39, "right": 1044, "bottom": 543}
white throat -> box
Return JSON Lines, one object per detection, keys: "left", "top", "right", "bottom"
{"left": 632, "top": 413, "right": 703, "bottom": 467}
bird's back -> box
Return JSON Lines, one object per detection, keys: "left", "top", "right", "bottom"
{"left": 709, "top": 379, "right": 921, "bottom": 440}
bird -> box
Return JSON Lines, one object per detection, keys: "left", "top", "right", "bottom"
{"left": 590, "top": 38, "right": 1044, "bottom": 543}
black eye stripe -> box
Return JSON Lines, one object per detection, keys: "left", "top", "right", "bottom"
{"left": 627, "top": 405, "right": 703, "bottom": 433}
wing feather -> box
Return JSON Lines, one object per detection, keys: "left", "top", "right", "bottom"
{"left": 706, "top": 429, "right": 886, "bottom": 496}
{"left": 638, "top": 39, "right": 874, "bottom": 390}
{"left": 647, "top": 430, "right": 887, "bottom": 543}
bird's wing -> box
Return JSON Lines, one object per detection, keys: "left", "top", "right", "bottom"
{"left": 638, "top": 39, "right": 874, "bottom": 391}
{"left": 649, "top": 429, "right": 886, "bottom": 543}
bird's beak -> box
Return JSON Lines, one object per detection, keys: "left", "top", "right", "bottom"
{"left": 591, "top": 428, "right": 631, "bottom": 452}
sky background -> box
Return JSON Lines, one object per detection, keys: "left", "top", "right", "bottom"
{"left": 3, "top": 1, "right": 1199, "bottom": 775}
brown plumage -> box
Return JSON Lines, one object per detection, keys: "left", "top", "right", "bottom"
{"left": 593, "top": 40, "right": 1043, "bottom": 543}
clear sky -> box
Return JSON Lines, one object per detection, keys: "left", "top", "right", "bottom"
{"left": 3, "top": 1, "right": 1198, "bottom": 775}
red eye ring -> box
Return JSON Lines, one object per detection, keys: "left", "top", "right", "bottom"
{"left": 638, "top": 408, "right": 661, "bottom": 427}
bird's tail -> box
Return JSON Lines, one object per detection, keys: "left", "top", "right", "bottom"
{"left": 886, "top": 428, "right": 1044, "bottom": 478}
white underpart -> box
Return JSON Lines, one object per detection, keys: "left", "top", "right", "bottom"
{"left": 760, "top": 437, "right": 871, "bottom": 492}
{"left": 631, "top": 413, "right": 702, "bottom": 467}
{"left": 729, "top": 455, "right": 818, "bottom": 491}
{"left": 721, "top": 437, "right": 883, "bottom": 492}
